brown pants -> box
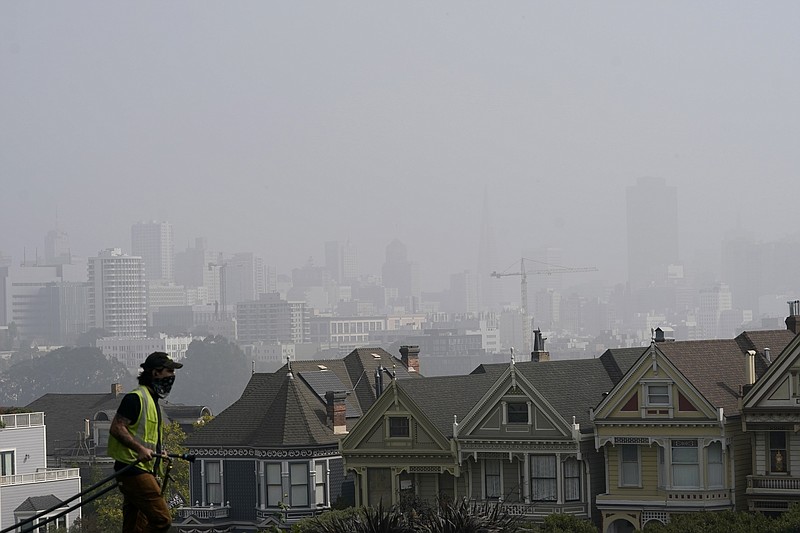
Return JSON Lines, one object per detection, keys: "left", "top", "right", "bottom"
{"left": 117, "top": 473, "right": 172, "bottom": 533}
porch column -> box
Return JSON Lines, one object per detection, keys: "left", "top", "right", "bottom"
{"left": 523, "top": 454, "right": 530, "bottom": 503}
{"left": 556, "top": 453, "right": 563, "bottom": 504}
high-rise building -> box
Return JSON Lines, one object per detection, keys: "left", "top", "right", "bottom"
{"left": 325, "top": 240, "right": 358, "bottom": 284}
{"left": 381, "top": 239, "right": 420, "bottom": 311}
{"left": 236, "top": 292, "right": 309, "bottom": 344}
{"left": 131, "top": 221, "right": 174, "bottom": 283}
{"left": 449, "top": 271, "right": 477, "bottom": 315}
{"left": 626, "top": 177, "right": 679, "bottom": 289}
{"left": 44, "top": 229, "right": 71, "bottom": 265}
{"left": 88, "top": 248, "right": 147, "bottom": 337}
{"left": 699, "top": 283, "right": 733, "bottom": 339}
{"left": 225, "top": 252, "right": 266, "bottom": 306}
{"left": 175, "top": 237, "right": 222, "bottom": 305}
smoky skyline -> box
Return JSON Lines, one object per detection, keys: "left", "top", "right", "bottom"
{"left": 2, "top": 2, "right": 800, "bottom": 291}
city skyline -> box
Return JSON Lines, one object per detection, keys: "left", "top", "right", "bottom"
{"left": 3, "top": 3, "right": 800, "bottom": 292}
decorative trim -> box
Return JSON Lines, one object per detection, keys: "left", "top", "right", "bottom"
{"left": 189, "top": 447, "right": 340, "bottom": 459}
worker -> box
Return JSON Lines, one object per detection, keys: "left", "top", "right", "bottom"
{"left": 109, "top": 351, "right": 183, "bottom": 532}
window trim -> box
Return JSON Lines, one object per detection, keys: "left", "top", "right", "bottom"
{"left": 769, "top": 431, "right": 788, "bottom": 474}
{"left": 707, "top": 441, "right": 724, "bottom": 489}
{"left": 671, "top": 439, "right": 701, "bottom": 489}
{"left": 289, "top": 462, "right": 310, "bottom": 507}
{"left": 314, "top": 460, "right": 328, "bottom": 507}
{"left": 563, "top": 456, "right": 582, "bottom": 502}
{"left": 530, "top": 455, "right": 557, "bottom": 502}
{"left": 203, "top": 459, "right": 223, "bottom": 506}
{"left": 0, "top": 450, "right": 15, "bottom": 477}
{"left": 645, "top": 383, "right": 671, "bottom": 407}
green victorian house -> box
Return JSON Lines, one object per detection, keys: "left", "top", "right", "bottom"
{"left": 340, "top": 343, "right": 636, "bottom": 526}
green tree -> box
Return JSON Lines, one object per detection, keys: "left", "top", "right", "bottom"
{"left": 0, "top": 346, "right": 133, "bottom": 405}
{"left": 170, "top": 336, "right": 250, "bottom": 413}
{"left": 75, "top": 328, "right": 111, "bottom": 348}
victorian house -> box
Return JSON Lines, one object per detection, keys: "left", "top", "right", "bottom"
{"left": 741, "top": 305, "right": 800, "bottom": 514}
{"left": 591, "top": 325, "right": 795, "bottom": 533}
{"left": 175, "top": 347, "right": 419, "bottom": 532}
{"left": 340, "top": 340, "right": 640, "bottom": 526}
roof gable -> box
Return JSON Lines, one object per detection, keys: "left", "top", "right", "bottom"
{"left": 743, "top": 333, "right": 800, "bottom": 409}
{"left": 592, "top": 344, "right": 719, "bottom": 422}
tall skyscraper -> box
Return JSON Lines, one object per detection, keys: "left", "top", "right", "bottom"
{"left": 225, "top": 252, "right": 266, "bottom": 306}
{"left": 477, "top": 191, "right": 501, "bottom": 312}
{"left": 175, "top": 237, "right": 222, "bottom": 305}
{"left": 325, "top": 240, "right": 358, "bottom": 284}
{"left": 131, "top": 221, "right": 174, "bottom": 283}
{"left": 381, "top": 239, "right": 420, "bottom": 310}
{"left": 88, "top": 248, "right": 147, "bottom": 337}
{"left": 626, "top": 177, "right": 679, "bottom": 289}
{"left": 44, "top": 229, "right": 71, "bottom": 265}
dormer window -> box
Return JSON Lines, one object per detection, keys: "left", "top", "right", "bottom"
{"left": 507, "top": 402, "right": 529, "bottom": 424}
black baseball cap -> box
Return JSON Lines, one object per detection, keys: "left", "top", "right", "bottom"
{"left": 141, "top": 351, "right": 184, "bottom": 370}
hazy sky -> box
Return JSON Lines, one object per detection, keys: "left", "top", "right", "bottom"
{"left": 2, "top": 2, "right": 799, "bottom": 291}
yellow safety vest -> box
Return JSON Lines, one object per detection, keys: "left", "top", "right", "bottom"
{"left": 108, "top": 386, "right": 163, "bottom": 475}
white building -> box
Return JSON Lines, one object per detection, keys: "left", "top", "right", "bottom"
{"left": 97, "top": 333, "right": 194, "bottom": 371}
{"left": 88, "top": 249, "right": 147, "bottom": 338}
{"left": 0, "top": 412, "right": 82, "bottom": 531}
{"left": 131, "top": 221, "right": 174, "bottom": 283}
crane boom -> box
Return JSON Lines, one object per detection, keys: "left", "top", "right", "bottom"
{"left": 490, "top": 259, "right": 598, "bottom": 356}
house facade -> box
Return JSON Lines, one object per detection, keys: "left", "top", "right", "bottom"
{"left": 742, "top": 312, "right": 800, "bottom": 514}
{"left": 177, "top": 347, "right": 419, "bottom": 532}
{"left": 0, "top": 411, "right": 82, "bottom": 531}
{"left": 591, "top": 328, "right": 795, "bottom": 533}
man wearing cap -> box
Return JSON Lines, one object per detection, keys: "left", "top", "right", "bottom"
{"left": 109, "top": 351, "right": 183, "bottom": 533}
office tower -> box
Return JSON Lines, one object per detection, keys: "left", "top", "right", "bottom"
{"left": 325, "top": 240, "right": 358, "bottom": 284}
{"left": 0, "top": 264, "right": 87, "bottom": 343}
{"left": 626, "top": 177, "right": 679, "bottom": 289}
{"left": 381, "top": 239, "right": 420, "bottom": 310}
{"left": 699, "top": 283, "right": 733, "bottom": 339}
{"left": 449, "top": 271, "right": 478, "bottom": 315}
{"left": 44, "top": 229, "right": 71, "bottom": 265}
{"left": 88, "top": 248, "right": 147, "bottom": 337}
{"left": 225, "top": 252, "right": 266, "bottom": 306}
{"left": 236, "top": 292, "right": 309, "bottom": 344}
{"left": 175, "top": 237, "right": 222, "bottom": 305}
{"left": 477, "top": 191, "right": 500, "bottom": 312}
{"left": 131, "top": 221, "right": 174, "bottom": 282}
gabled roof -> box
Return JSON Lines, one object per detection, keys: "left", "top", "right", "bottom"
{"left": 396, "top": 372, "right": 498, "bottom": 437}
{"left": 743, "top": 332, "right": 800, "bottom": 408}
{"left": 26, "top": 389, "right": 127, "bottom": 455}
{"left": 15, "top": 495, "right": 64, "bottom": 513}
{"left": 26, "top": 388, "right": 210, "bottom": 455}
{"left": 186, "top": 347, "right": 417, "bottom": 449}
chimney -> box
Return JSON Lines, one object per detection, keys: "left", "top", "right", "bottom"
{"left": 745, "top": 350, "right": 756, "bottom": 386}
{"left": 325, "top": 390, "right": 348, "bottom": 435}
{"left": 654, "top": 327, "right": 675, "bottom": 343}
{"left": 531, "top": 329, "right": 550, "bottom": 362}
{"left": 786, "top": 300, "right": 800, "bottom": 334}
{"left": 111, "top": 383, "right": 123, "bottom": 397}
{"left": 400, "top": 345, "right": 420, "bottom": 373}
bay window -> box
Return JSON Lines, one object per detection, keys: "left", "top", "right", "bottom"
{"left": 290, "top": 462, "right": 309, "bottom": 507}
{"left": 563, "top": 457, "right": 581, "bottom": 502}
{"left": 671, "top": 440, "right": 700, "bottom": 488}
{"left": 708, "top": 441, "right": 724, "bottom": 488}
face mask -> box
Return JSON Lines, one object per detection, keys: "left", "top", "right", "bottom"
{"left": 152, "top": 375, "right": 175, "bottom": 399}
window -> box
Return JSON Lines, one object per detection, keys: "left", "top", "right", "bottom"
{"left": 314, "top": 461, "right": 327, "bottom": 506}
{"left": 507, "top": 402, "right": 528, "bottom": 424}
{"left": 620, "top": 445, "right": 640, "bottom": 486}
{"left": 671, "top": 440, "right": 700, "bottom": 488}
{"left": 484, "top": 460, "right": 501, "bottom": 499}
{"left": 708, "top": 442, "right": 724, "bottom": 488}
{"left": 563, "top": 457, "right": 581, "bottom": 501}
{"left": 389, "top": 417, "right": 409, "bottom": 438}
{"left": 205, "top": 461, "right": 222, "bottom": 505}
{"left": 647, "top": 384, "right": 670, "bottom": 405}
{"left": 770, "top": 432, "right": 787, "bottom": 473}
{"left": 266, "top": 463, "right": 283, "bottom": 506}
{"left": 530, "top": 455, "right": 556, "bottom": 501}
{"left": 657, "top": 446, "right": 666, "bottom": 488}
{"left": 0, "top": 451, "right": 14, "bottom": 476}
{"left": 290, "top": 462, "right": 309, "bottom": 507}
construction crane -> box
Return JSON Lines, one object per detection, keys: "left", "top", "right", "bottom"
{"left": 491, "top": 258, "right": 598, "bottom": 356}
